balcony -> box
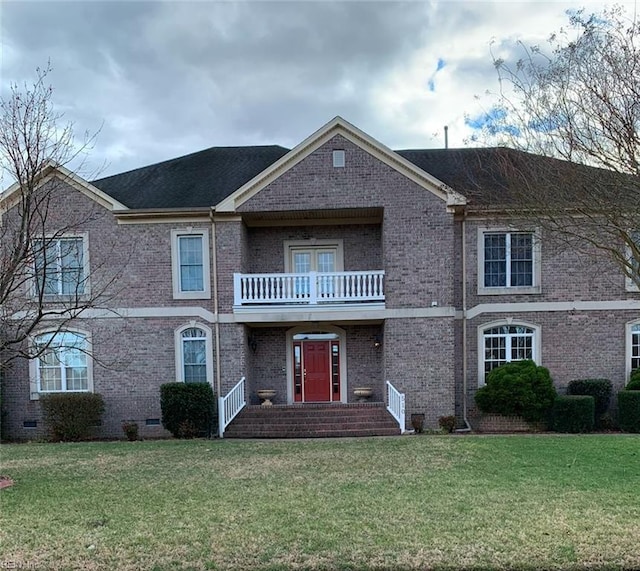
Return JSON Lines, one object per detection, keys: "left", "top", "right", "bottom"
{"left": 233, "top": 270, "right": 385, "bottom": 312}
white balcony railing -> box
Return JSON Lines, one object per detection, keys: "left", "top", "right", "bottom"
{"left": 234, "top": 270, "right": 384, "bottom": 306}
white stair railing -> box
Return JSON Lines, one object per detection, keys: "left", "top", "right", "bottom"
{"left": 218, "top": 376, "right": 246, "bottom": 438}
{"left": 386, "top": 381, "right": 406, "bottom": 434}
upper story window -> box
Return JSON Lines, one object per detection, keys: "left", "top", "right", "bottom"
{"left": 626, "top": 231, "right": 640, "bottom": 292}
{"left": 34, "top": 330, "right": 90, "bottom": 393}
{"left": 478, "top": 229, "right": 541, "bottom": 295}
{"left": 171, "top": 229, "right": 211, "bottom": 300}
{"left": 480, "top": 323, "right": 538, "bottom": 385}
{"left": 33, "top": 236, "right": 87, "bottom": 296}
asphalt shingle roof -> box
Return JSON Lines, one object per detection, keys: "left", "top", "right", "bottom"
{"left": 92, "top": 145, "right": 290, "bottom": 209}
{"left": 92, "top": 144, "right": 637, "bottom": 210}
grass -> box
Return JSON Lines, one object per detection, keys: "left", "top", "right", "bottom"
{"left": 1, "top": 435, "right": 639, "bottom": 570}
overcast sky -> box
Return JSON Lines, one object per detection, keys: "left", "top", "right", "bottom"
{"left": 0, "top": 0, "right": 633, "bottom": 179}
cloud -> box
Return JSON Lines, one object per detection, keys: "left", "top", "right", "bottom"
{"left": 0, "top": 0, "right": 615, "bottom": 177}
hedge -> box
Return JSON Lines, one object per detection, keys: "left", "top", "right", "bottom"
{"left": 40, "top": 393, "right": 105, "bottom": 441}
{"left": 567, "top": 379, "right": 612, "bottom": 425}
{"left": 618, "top": 391, "right": 640, "bottom": 433}
{"left": 160, "top": 383, "right": 216, "bottom": 438}
{"left": 626, "top": 369, "right": 640, "bottom": 391}
{"left": 552, "top": 395, "right": 595, "bottom": 433}
{"left": 475, "top": 360, "right": 557, "bottom": 423}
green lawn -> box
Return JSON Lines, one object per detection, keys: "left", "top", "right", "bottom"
{"left": 1, "top": 435, "right": 639, "bottom": 570}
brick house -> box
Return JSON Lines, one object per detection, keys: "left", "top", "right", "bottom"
{"left": 2, "top": 117, "right": 639, "bottom": 440}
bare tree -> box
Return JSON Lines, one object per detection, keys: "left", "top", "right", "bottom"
{"left": 0, "top": 64, "right": 118, "bottom": 371}
{"left": 471, "top": 6, "right": 640, "bottom": 287}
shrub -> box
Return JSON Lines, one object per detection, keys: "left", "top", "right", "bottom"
{"left": 160, "top": 383, "right": 216, "bottom": 438}
{"left": 626, "top": 369, "right": 640, "bottom": 390}
{"left": 121, "top": 421, "right": 139, "bottom": 441}
{"left": 40, "top": 393, "right": 105, "bottom": 441}
{"left": 567, "top": 379, "right": 612, "bottom": 425}
{"left": 475, "top": 360, "right": 557, "bottom": 423}
{"left": 438, "top": 415, "right": 456, "bottom": 433}
{"left": 552, "top": 396, "right": 595, "bottom": 433}
{"left": 618, "top": 391, "right": 640, "bottom": 433}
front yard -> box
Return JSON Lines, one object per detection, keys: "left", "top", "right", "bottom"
{"left": 1, "top": 435, "right": 638, "bottom": 570}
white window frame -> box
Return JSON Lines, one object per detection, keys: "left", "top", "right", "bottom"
{"left": 625, "top": 231, "right": 640, "bottom": 292}
{"left": 29, "top": 328, "right": 94, "bottom": 400}
{"left": 171, "top": 229, "right": 211, "bottom": 300}
{"left": 283, "top": 239, "right": 344, "bottom": 273}
{"left": 174, "top": 322, "right": 214, "bottom": 385}
{"left": 477, "top": 319, "right": 541, "bottom": 386}
{"left": 626, "top": 319, "right": 640, "bottom": 379}
{"left": 477, "top": 227, "right": 541, "bottom": 295}
{"left": 31, "top": 233, "right": 90, "bottom": 298}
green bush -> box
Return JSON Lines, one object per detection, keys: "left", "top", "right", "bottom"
{"left": 567, "top": 379, "right": 612, "bottom": 425}
{"left": 618, "top": 391, "right": 640, "bottom": 433}
{"left": 475, "top": 360, "right": 557, "bottom": 423}
{"left": 552, "top": 395, "right": 595, "bottom": 433}
{"left": 160, "top": 383, "right": 216, "bottom": 438}
{"left": 626, "top": 369, "right": 640, "bottom": 390}
{"left": 40, "top": 393, "right": 105, "bottom": 441}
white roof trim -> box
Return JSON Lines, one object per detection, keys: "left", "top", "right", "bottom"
{"left": 0, "top": 161, "right": 128, "bottom": 212}
{"left": 215, "top": 116, "right": 466, "bottom": 212}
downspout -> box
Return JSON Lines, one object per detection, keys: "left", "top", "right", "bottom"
{"left": 210, "top": 209, "right": 223, "bottom": 433}
{"left": 458, "top": 209, "right": 473, "bottom": 432}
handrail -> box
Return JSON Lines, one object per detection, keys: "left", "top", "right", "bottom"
{"left": 386, "top": 380, "right": 406, "bottom": 434}
{"left": 218, "top": 376, "right": 246, "bottom": 438}
{"left": 234, "top": 270, "right": 384, "bottom": 306}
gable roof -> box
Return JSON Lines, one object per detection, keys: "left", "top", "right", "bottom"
{"left": 93, "top": 145, "right": 290, "bottom": 209}
{"left": 0, "top": 162, "right": 128, "bottom": 211}
{"left": 215, "top": 116, "right": 466, "bottom": 212}
{"left": 88, "top": 120, "right": 637, "bottom": 213}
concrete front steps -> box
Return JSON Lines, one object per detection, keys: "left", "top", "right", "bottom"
{"left": 223, "top": 402, "right": 402, "bottom": 438}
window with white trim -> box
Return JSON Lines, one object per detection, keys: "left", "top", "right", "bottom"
{"left": 478, "top": 229, "right": 540, "bottom": 294}
{"left": 171, "top": 229, "right": 211, "bottom": 299}
{"left": 631, "top": 324, "right": 640, "bottom": 372}
{"left": 34, "top": 331, "right": 90, "bottom": 392}
{"left": 626, "top": 231, "right": 640, "bottom": 292}
{"left": 175, "top": 324, "right": 213, "bottom": 384}
{"left": 33, "top": 237, "right": 87, "bottom": 296}
{"left": 482, "top": 324, "right": 536, "bottom": 383}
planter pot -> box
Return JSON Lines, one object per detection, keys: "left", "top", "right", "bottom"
{"left": 353, "top": 387, "right": 373, "bottom": 402}
{"left": 257, "top": 389, "right": 276, "bottom": 406}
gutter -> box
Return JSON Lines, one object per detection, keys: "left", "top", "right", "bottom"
{"left": 210, "top": 208, "right": 223, "bottom": 428}
{"left": 457, "top": 210, "right": 473, "bottom": 433}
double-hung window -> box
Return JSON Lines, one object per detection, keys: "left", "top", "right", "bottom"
{"left": 34, "top": 331, "right": 90, "bottom": 393}
{"left": 34, "top": 237, "right": 86, "bottom": 296}
{"left": 171, "top": 229, "right": 211, "bottom": 299}
{"left": 479, "top": 230, "right": 540, "bottom": 294}
{"left": 626, "top": 231, "right": 640, "bottom": 292}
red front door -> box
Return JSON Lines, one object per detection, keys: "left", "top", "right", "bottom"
{"left": 303, "top": 341, "right": 331, "bottom": 402}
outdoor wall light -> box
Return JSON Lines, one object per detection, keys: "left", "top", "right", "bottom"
{"left": 248, "top": 333, "right": 258, "bottom": 353}
{"left": 373, "top": 335, "right": 382, "bottom": 349}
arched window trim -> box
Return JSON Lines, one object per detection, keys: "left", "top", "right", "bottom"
{"left": 477, "top": 319, "right": 541, "bottom": 387}
{"left": 174, "top": 322, "right": 214, "bottom": 385}
{"left": 29, "top": 327, "right": 94, "bottom": 400}
{"left": 626, "top": 318, "right": 640, "bottom": 380}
